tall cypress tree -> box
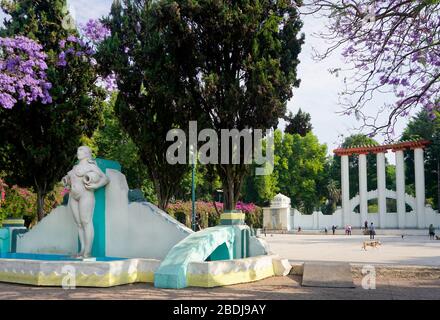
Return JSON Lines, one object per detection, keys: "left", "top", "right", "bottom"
{"left": 0, "top": 0, "right": 104, "bottom": 221}
{"left": 99, "top": 0, "right": 304, "bottom": 210}
{"left": 284, "top": 109, "right": 313, "bottom": 137}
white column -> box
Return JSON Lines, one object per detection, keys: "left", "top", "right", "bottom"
{"left": 414, "top": 148, "right": 426, "bottom": 228}
{"left": 395, "top": 149, "right": 406, "bottom": 228}
{"left": 376, "top": 152, "right": 387, "bottom": 228}
{"left": 341, "top": 155, "right": 350, "bottom": 227}
{"left": 358, "top": 153, "right": 368, "bottom": 225}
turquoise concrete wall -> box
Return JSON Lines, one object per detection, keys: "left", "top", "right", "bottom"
{"left": 154, "top": 226, "right": 236, "bottom": 289}
{"left": 91, "top": 159, "right": 121, "bottom": 257}
{"left": 0, "top": 228, "right": 10, "bottom": 253}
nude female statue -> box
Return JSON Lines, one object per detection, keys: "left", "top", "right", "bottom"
{"left": 62, "top": 146, "right": 109, "bottom": 258}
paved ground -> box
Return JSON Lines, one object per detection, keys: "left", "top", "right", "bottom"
{"left": 0, "top": 275, "right": 439, "bottom": 300}
{"left": 264, "top": 234, "right": 440, "bottom": 266}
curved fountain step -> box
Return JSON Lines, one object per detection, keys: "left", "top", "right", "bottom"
{"left": 154, "top": 226, "right": 237, "bottom": 289}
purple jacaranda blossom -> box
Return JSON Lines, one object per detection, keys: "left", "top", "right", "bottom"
{"left": 102, "top": 72, "right": 118, "bottom": 92}
{"left": 81, "top": 19, "right": 111, "bottom": 43}
{"left": 0, "top": 36, "right": 52, "bottom": 109}
{"left": 67, "top": 35, "right": 78, "bottom": 43}
{"left": 313, "top": 0, "right": 440, "bottom": 133}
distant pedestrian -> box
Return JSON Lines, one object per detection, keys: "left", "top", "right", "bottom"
{"left": 364, "top": 220, "right": 368, "bottom": 231}
{"left": 324, "top": 227, "right": 328, "bottom": 235}
{"left": 369, "top": 222, "right": 375, "bottom": 240}
{"left": 332, "top": 225, "right": 336, "bottom": 235}
{"left": 263, "top": 227, "right": 267, "bottom": 237}
{"left": 429, "top": 224, "right": 435, "bottom": 240}
{"left": 298, "top": 226, "right": 302, "bottom": 233}
{"left": 348, "top": 225, "right": 352, "bottom": 236}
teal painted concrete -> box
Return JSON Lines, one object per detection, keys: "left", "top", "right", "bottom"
{"left": 206, "top": 242, "right": 231, "bottom": 261}
{"left": 91, "top": 159, "right": 121, "bottom": 257}
{"left": 241, "top": 229, "right": 250, "bottom": 258}
{"left": 0, "top": 228, "right": 10, "bottom": 253}
{"left": 154, "top": 226, "right": 236, "bottom": 289}
{"left": 11, "top": 229, "right": 27, "bottom": 253}
{"left": 220, "top": 219, "right": 245, "bottom": 225}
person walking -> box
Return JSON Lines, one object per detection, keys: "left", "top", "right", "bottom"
{"left": 364, "top": 220, "right": 368, "bottom": 231}
{"left": 429, "top": 224, "right": 435, "bottom": 240}
{"left": 348, "top": 225, "right": 352, "bottom": 236}
{"left": 332, "top": 225, "right": 336, "bottom": 235}
{"left": 369, "top": 222, "right": 375, "bottom": 240}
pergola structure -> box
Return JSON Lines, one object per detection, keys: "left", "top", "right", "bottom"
{"left": 334, "top": 140, "right": 430, "bottom": 229}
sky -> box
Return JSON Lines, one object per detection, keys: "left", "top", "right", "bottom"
{"left": 1, "top": 1, "right": 414, "bottom": 159}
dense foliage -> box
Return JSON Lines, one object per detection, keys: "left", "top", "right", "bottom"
{"left": 402, "top": 111, "right": 440, "bottom": 210}
{"left": 283, "top": 109, "right": 313, "bottom": 136}
{"left": 0, "top": 0, "right": 105, "bottom": 220}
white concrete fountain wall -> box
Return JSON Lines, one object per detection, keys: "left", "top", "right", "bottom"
{"left": 17, "top": 170, "right": 192, "bottom": 258}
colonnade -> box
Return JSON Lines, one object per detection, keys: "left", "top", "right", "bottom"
{"left": 334, "top": 140, "right": 430, "bottom": 229}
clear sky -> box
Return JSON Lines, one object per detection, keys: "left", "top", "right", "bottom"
{"left": 2, "top": 0, "right": 414, "bottom": 158}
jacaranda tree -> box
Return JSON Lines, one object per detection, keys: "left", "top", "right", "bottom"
{"left": 0, "top": 0, "right": 105, "bottom": 221}
{"left": 303, "top": 0, "right": 440, "bottom": 137}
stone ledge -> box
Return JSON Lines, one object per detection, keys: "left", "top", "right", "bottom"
{"left": 289, "top": 261, "right": 440, "bottom": 279}
{"left": 350, "top": 264, "right": 440, "bottom": 279}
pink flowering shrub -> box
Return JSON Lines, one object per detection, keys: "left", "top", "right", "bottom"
{"left": 166, "top": 200, "right": 262, "bottom": 229}
{"left": 0, "top": 181, "right": 36, "bottom": 221}
{"left": 0, "top": 179, "right": 65, "bottom": 226}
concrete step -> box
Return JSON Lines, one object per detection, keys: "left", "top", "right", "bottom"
{"left": 302, "top": 261, "right": 355, "bottom": 288}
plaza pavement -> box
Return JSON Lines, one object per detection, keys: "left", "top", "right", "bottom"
{"left": 0, "top": 275, "right": 439, "bottom": 300}
{"left": 264, "top": 233, "right": 440, "bottom": 266}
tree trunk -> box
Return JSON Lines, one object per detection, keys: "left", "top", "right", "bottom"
{"left": 223, "top": 181, "right": 235, "bottom": 210}
{"left": 222, "top": 166, "right": 239, "bottom": 210}
{"left": 36, "top": 188, "right": 46, "bottom": 222}
{"left": 152, "top": 174, "right": 171, "bottom": 210}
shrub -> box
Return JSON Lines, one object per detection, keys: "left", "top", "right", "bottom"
{"left": 0, "top": 178, "right": 64, "bottom": 227}
{"left": 166, "top": 200, "right": 262, "bottom": 229}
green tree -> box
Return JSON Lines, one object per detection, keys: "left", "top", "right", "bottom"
{"left": 273, "top": 129, "right": 327, "bottom": 214}
{"left": 91, "top": 94, "right": 149, "bottom": 190}
{"left": 0, "top": 0, "right": 104, "bottom": 221}
{"left": 154, "top": 0, "right": 304, "bottom": 210}
{"left": 402, "top": 110, "right": 440, "bottom": 210}
{"left": 242, "top": 164, "right": 278, "bottom": 206}
{"left": 98, "top": 0, "right": 195, "bottom": 209}
{"left": 173, "top": 165, "right": 222, "bottom": 203}
{"left": 283, "top": 108, "right": 313, "bottom": 137}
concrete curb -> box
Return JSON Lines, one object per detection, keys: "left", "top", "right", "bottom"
{"left": 350, "top": 264, "right": 440, "bottom": 279}
{"left": 289, "top": 262, "right": 440, "bottom": 279}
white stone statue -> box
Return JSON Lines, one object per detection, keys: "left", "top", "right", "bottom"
{"left": 62, "top": 146, "right": 109, "bottom": 258}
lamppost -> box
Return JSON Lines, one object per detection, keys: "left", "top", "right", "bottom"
{"left": 190, "top": 145, "right": 197, "bottom": 231}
